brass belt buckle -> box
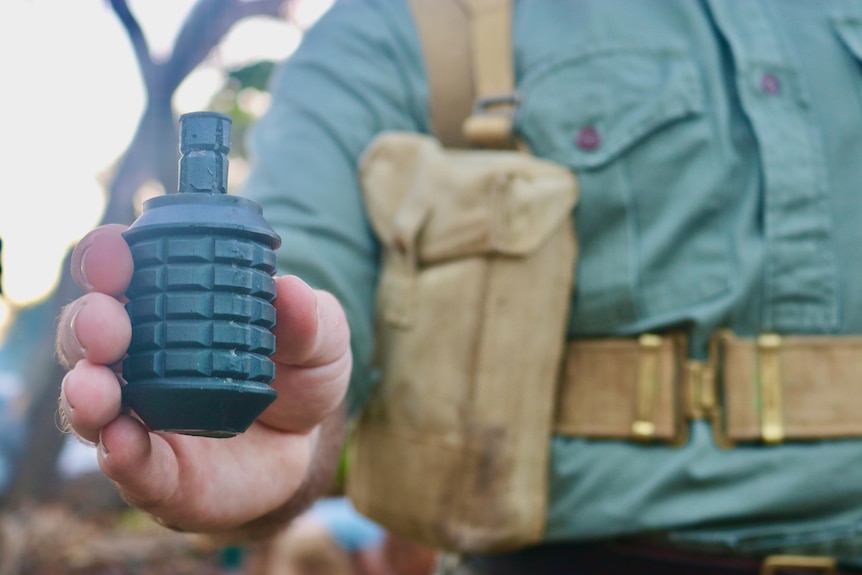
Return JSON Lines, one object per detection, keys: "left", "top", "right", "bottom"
{"left": 761, "top": 555, "right": 836, "bottom": 575}
{"left": 688, "top": 331, "right": 737, "bottom": 449}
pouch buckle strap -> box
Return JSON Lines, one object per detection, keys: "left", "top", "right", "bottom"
{"left": 459, "top": 0, "right": 518, "bottom": 149}
{"left": 463, "top": 92, "right": 521, "bottom": 149}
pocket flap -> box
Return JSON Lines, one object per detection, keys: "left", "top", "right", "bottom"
{"left": 517, "top": 47, "right": 703, "bottom": 170}
{"left": 834, "top": 15, "right": 862, "bottom": 62}
{"left": 359, "top": 132, "right": 578, "bottom": 263}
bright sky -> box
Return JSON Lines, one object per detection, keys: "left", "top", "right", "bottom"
{"left": 0, "top": 0, "right": 331, "bottom": 338}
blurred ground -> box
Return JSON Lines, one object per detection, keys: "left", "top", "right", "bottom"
{"left": 0, "top": 489, "right": 438, "bottom": 575}
{"left": 0, "top": 501, "right": 235, "bottom": 575}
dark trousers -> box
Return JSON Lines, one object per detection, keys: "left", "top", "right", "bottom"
{"left": 461, "top": 542, "right": 859, "bottom": 575}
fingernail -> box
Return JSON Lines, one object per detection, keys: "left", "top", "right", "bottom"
{"left": 286, "top": 274, "right": 307, "bottom": 290}
{"left": 61, "top": 389, "right": 74, "bottom": 414}
{"left": 98, "top": 439, "right": 110, "bottom": 459}
{"left": 288, "top": 275, "right": 318, "bottom": 313}
{"left": 77, "top": 247, "right": 94, "bottom": 291}
{"left": 68, "top": 303, "right": 86, "bottom": 358}
{"left": 57, "top": 383, "right": 73, "bottom": 434}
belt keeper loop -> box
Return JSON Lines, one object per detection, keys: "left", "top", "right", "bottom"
{"left": 684, "top": 361, "right": 704, "bottom": 419}
{"left": 757, "top": 334, "right": 784, "bottom": 445}
{"left": 633, "top": 334, "right": 662, "bottom": 440}
{"left": 706, "top": 330, "right": 738, "bottom": 449}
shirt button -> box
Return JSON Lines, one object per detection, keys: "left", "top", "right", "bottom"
{"left": 576, "top": 126, "right": 601, "bottom": 151}
{"left": 761, "top": 72, "right": 781, "bottom": 95}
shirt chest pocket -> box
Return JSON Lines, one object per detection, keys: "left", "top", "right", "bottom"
{"left": 516, "top": 46, "right": 733, "bottom": 333}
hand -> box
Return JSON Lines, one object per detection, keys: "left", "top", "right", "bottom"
{"left": 56, "top": 224, "right": 351, "bottom": 536}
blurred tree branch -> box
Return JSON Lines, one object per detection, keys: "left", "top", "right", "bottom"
{"left": 167, "top": 0, "right": 283, "bottom": 90}
{"left": 106, "top": 0, "right": 285, "bottom": 224}
{"left": 109, "top": 0, "right": 155, "bottom": 86}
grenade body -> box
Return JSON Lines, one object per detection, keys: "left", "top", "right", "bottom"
{"left": 122, "top": 112, "right": 281, "bottom": 438}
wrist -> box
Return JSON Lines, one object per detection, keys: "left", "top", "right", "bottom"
{"left": 201, "top": 404, "right": 347, "bottom": 544}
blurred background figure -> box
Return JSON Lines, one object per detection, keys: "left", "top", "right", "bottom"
{"left": 0, "top": 371, "right": 24, "bottom": 497}
{"left": 250, "top": 497, "right": 436, "bottom": 575}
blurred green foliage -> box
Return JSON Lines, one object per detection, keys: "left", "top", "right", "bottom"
{"left": 209, "top": 60, "right": 277, "bottom": 159}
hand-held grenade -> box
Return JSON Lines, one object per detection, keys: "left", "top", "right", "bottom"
{"left": 122, "top": 111, "right": 281, "bottom": 438}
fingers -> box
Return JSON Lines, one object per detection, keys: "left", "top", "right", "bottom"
{"left": 56, "top": 292, "right": 131, "bottom": 370}
{"left": 97, "top": 415, "right": 179, "bottom": 512}
{"left": 271, "top": 276, "right": 351, "bottom": 368}
{"left": 58, "top": 224, "right": 133, "bottom": 370}
{"left": 71, "top": 224, "right": 133, "bottom": 297}
{"left": 259, "top": 276, "right": 351, "bottom": 433}
{"left": 98, "top": 415, "right": 315, "bottom": 532}
{"left": 263, "top": 354, "right": 352, "bottom": 433}
{"left": 60, "top": 360, "right": 124, "bottom": 444}
{"left": 58, "top": 362, "right": 178, "bottom": 514}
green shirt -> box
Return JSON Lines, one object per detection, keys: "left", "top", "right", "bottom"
{"left": 241, "top": 0, "right": 862, "bottom": 559}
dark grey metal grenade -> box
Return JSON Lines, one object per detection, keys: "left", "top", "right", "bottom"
{"left": 122, "top": 111, "right": 281, "bottom": 438}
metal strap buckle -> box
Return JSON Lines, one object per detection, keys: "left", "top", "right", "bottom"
{"left": 473, "top": 91, "right": 521, "bottom": 114}
{"left": 761, "top": 555, "right": 836, "bottom": 575}
{"left": 463, "top": 92, "right": 521, "bottom": 148}
{"left": 681, "top": 332, "right": 732, "bottom": 448}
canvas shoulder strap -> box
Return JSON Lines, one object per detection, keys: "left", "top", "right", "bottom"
{"left": 408, "top": 0, "right": 516, "bottom": 149}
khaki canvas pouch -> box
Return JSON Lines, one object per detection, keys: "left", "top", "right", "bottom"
{"left": 346, "top": 132, "right": 578, "bottom": 552}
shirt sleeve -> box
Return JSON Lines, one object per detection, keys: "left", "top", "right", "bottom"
{"left": 240, "top": 0, "right": 429, "bottom": 417}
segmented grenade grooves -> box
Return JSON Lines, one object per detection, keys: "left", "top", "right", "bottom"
{"left": 122, "top": 112, "right": 281, "bottom": 437}
{"left": 122, "top": 235, "right": 278, "bottom": 386}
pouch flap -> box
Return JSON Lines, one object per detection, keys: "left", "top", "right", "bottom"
{"left": 360, "top": 132, "right": 578, "bottom": 262}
